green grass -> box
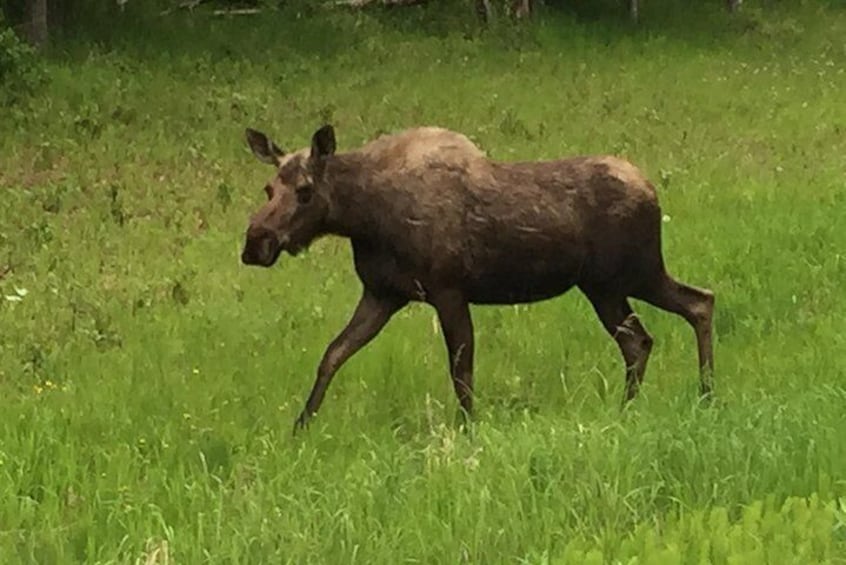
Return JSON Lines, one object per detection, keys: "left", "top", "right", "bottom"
{"left": 2, "top": 0, "right": 846, "bottom": 562}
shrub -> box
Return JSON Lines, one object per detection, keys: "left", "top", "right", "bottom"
{"left": 0, "top": 10, "right": 46, "bottom": 106}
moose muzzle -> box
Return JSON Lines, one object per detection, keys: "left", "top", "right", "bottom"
{"left": 241, "top": 225, "right": 282, "bottom": 267}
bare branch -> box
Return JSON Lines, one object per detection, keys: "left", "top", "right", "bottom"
{"left": 212, "top": 8, "right": 262, "bottom": 16}
{"left": 326, "top": 0, "right": 427, "bottom": 9}
{"left": 159, "top": 0, "right": 209, "bottom": 16}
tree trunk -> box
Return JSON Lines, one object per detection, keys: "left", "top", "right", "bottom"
{"left": 511, "top": 0, "right": 532, "bottom": 19}
{"left": 475, "top": 0, "right": 493, "bottom": 23}
{"left": 25, "top": 0, "right": 48, "bottom": 47}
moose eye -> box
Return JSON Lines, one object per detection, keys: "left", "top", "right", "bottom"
{"left": 264, "top": 185, "right": 273, "bottom": 200}
{"left": 296, "top": 184, "right": 313, "bottom": 205}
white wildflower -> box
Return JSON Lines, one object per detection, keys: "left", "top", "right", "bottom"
{"left": 5, "top": 288, "right": 27, "bottom": 302}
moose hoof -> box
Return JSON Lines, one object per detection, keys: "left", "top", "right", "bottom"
{"left": 697, "top": 388, "right": 716, "bottom": 407}
{"left": 292, "top": 411, "right": 313, "bottom": 435}
{"left": 453, "top": 406, "right": 475, "bottom": 432}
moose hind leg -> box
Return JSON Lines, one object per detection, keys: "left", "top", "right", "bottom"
{"left": 432, "top": 290, "right": 475, "bottom": 421}
{"left": 587, "top": 294, "right": 654, "bottom": 404}
{"left": 636, "top": 273, "right": 715, "bottom": 398}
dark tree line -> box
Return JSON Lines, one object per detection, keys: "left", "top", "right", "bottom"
{"left": 2, "top": 0, "right": 48, "bottom": 46}
{"left": 2, "top": 0, "right": 746, "bottom": 49}
{"left": 1, "top": 0, "right": 130, "bottom": 47}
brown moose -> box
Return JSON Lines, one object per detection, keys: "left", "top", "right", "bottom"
{"left": 241, "top": 124, "right": 715, "bottom": 431}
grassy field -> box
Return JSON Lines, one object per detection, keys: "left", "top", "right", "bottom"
{"left": 2, "top": 0, "right": 846, "bottom": 562}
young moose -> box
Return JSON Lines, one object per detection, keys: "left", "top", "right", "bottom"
{"left": 241, "top": 124, "right": 715, "bottom": 431}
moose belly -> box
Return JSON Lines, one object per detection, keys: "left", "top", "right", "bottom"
{"left": 462, "top": 255, "right": 582, "bottom": 305}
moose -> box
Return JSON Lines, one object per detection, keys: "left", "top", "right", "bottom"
{"left": 241, "top": 124, "right": 715, "bottom": 431}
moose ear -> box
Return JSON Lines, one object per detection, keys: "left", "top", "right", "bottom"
{"left": 310, "top": 124, "right": 336, "bottom": 160}
{"left": 246, "top": 128, "right": 285, "bottom": 166}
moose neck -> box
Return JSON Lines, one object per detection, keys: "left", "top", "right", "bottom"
{"left": 322, "top": 154, "right": 386, "bottom": 241}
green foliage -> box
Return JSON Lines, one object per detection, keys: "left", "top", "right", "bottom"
{"left": 528, "top": 495, "right": 845, "bottom": 563}
{"left": 0, "top": 11, "right": 46, "bottom": 106}
{"left": 1, "top": 0, "right": 846, "bottom": 562}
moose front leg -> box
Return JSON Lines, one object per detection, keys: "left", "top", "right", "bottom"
{"left": 432, "top": 290, "right": 475, "bottom": 422}
{"left": 294, "top": 289, "right": 407, "bottom": 433}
